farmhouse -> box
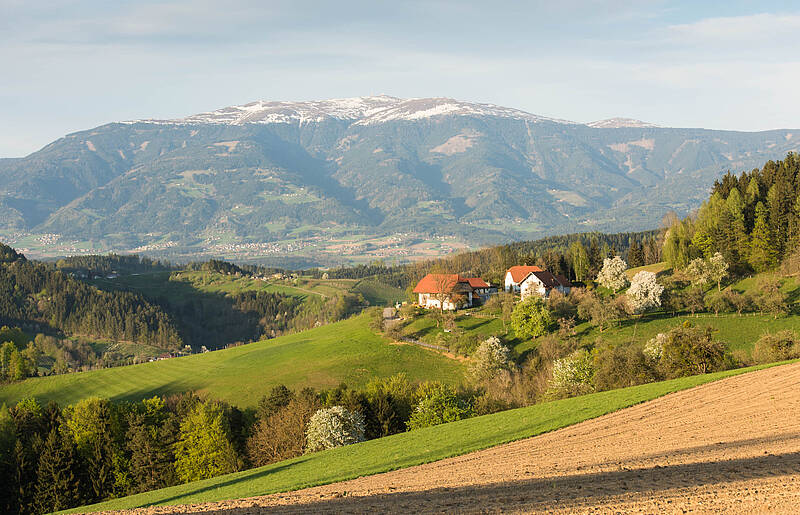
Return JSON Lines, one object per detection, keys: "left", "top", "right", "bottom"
{"left": 504, "top": 265, "right": 571, "bottom": 299}
{"left": 413, "top": 274, "right": 495, "bottom": 310}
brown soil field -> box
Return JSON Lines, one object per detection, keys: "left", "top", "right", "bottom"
{"left": 118, "top": 362, "right": 800, "bottom": 514}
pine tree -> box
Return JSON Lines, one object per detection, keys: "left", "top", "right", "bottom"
{"left": 588, "top": 238, "right": 602, "bottom": 275}
{"left": 34, "top": 429, "right": 81, "bottom": 513}
{"left": 627, "top": 241, "right": 644, "bottom": 268}
{"left": 749, "top": 202, "right": 774, "bottom": 272}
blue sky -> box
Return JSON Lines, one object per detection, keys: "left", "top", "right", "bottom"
{"left": 2, "top": 0, "right": 799, "bottom": 156}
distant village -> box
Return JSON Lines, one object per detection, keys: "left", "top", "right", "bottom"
{"left": 413, "top": 265, "right": 572, "bottom": 310}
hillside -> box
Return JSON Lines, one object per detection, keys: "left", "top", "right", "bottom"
{"left": 0, "top": 313, "right": 464, "bottom": 408}
{"left": 72, "top": 362, "right": 790, "bottom": 512}
{"left": 2, "top": 96, "right": 799, "bottom": 263}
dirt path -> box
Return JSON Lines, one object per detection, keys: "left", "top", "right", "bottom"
{"left": 122, "top": 363, "right": 800, "bottom": 514}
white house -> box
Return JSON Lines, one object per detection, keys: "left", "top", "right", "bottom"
{"left": 413, "top": 274, "right": 488, "bottom": 310}
{"left": 504, "top": 265, "right": 571, "bottom": 299}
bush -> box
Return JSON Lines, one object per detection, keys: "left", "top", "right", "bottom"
{"left": 752, "top": 330, "right": 800, "bottom": 364}
{"left": 546, "top": 349, "right": 594, "bottom": 399}
{"left": 305, "top": 406, "right": 365, "bottom": 453}
{"left": 659, "top": 324, "right": 728, "bottom": 378}
{"left": 593, "top": 344, "right": 658, "bottom": 391}
{"left": 407, "top": 383, "right": 474, "bottom": 430}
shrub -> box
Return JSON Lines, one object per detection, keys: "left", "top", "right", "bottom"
{"left": 511, "top": 297, "right": 554, "bottom": 339}
{"left": 407, "top": 383, "right": 474, "bottom": 430}
{"left": 305, "top": 406, "right": 365, "bottom": 453}
{"left": 752, "top": 330, "right": 800, "bottom": 364}
{"left": 593, "top": 344, "right": 658, "bottom": 391}
{"left": 659, "top": 324, "right": 728, "bottom": 378}
{"left": 547, "top": 349, "right": 594, "bottom": 399}
{"left": 470, "top": 336, "right": 514, "bottom": 382}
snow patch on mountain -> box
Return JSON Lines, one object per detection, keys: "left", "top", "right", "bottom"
{"left": 586, "top": 118, "right": 660, "bottom": 129}
{"left": 126, "top": 96, "right": 578, "bottom": 127}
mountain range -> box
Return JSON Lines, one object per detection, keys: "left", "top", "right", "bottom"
{"left": 1, "top": 95, "right": 798, "bottom": 263}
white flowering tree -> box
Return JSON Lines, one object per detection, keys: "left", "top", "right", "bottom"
{"left": 627, "top": 271, "right": 664, "bottom": 314}
{"left": 643, "top": 333, "right": 667, "bottom": 362}
{"left": 547, "top": 349, "right": 594, "bottom": 398}
{"left": 708, "top": 252, "right": 729, "bottom": 291}
{"left": 305, "top": 406, "right": 365, "bottom": 453}
{"left": 470, "top": 336, "right": 514, "bottom": 382}
{"left": 687, "top": 252, "right": 728, "bottom": 291}
{"left": 596, "top": 256, "right": 628, "bottom": 291}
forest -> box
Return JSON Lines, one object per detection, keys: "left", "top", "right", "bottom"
{"left": 663, "top": 153, "right": 800, "bottom": 273}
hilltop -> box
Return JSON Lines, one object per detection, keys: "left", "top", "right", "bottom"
{"left": 0, "top": 313, "right": 464, "bottom": 408}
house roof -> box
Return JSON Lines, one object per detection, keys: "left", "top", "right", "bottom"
{"left": 413, "top": 274, "right": 463, "bottom": 294}
{"left": 463, "top": 277, "right": 490, "bottom": 288}
{"left": 413, "top": 274, "right": 490, "bottom": 294}
{"left": 506, "top": 265, "right": 544, "bottom": 283}
{"left": 528, "top": 270, "right": 563, "bottom": 289}
{"left": 555, "top": 274, "right": 572, "bottom": 288}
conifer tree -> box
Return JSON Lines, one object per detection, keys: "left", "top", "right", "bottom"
{"left": 34, "top": 429, "right": 80, "bottom": 513}
{"left": 749, "top": 202, "right": 774, "bottom": 272}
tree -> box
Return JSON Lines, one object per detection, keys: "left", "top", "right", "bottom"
{"left": 126, "top": 399, "right": 176, "bottom": 494}
{"left": 470, "top": 336, "right": 514, "bottom": 382}
{"left": 0, "top": 404, "right": 17, "bottom": 514}
{"left": 596, "top": 256, "right": 628, "bottom": 291}
{"left": 64, "top": 398, "right": 115, "bottom": 471}
{"left": 755, "top": 277, "right": 788, "bottom": 318}
{"left": 660, "top": 324, "right": 727, "bottom": 377}
{"left": 247, "top": 393, "right": 320, "bottom": 467}
{"left": 627, "top": 241, "right": 644, "bottom": 268}
{"left": 173, "top": 402, "right": 240, "bottom": 483}
{"left": 510, "top": 297, "right": 553, "bottom": 339}
{"left": 305, "top": 406, "right": 365, "bottom": 453}
{"left": 626, "top": 271, "right": 664, "bottom": 314}
{"left": 749, "top": 201, "right": 774, "bottom": 271}
{"left": 547, "top": 349, "right": 595, "bottom": 398}
{"left": 707, "top": 253, "right": 729, "bottom": 291}
{"left": 569, "top": 240, "right": 589, "bottom": 281}
{"left": 407, "top": 383, "right": 474, "bottom": 430}
{"left": 34, "top": 429, "right": 81, "bottom": 513}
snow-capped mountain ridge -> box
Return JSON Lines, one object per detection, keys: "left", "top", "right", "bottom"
{"left": 128, "top": 96, "right": 579, "bottom": 126}
{"left": 586, "top": 117, "right": 660, "bottom": 129}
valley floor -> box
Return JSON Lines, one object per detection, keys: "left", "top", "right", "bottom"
{"left": 117, "top": 361, "right": 800, "bottom": 514}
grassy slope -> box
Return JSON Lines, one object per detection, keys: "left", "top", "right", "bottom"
{"left": 392, "top": 269, "right": 800, "bottom": 361}
{"left": 74, "top": 362, "right": 784, "bottom": 513}
{"left": 94, "top": 271, "right": 405, "bottom": 306}
{"left": 0, "top": 314, "right": 464, "bottom": 409}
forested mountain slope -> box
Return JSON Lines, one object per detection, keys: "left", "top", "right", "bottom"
{"left": 1, "top": 96, "right": 798, "bottom": 261}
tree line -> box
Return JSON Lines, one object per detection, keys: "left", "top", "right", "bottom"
{"left": 0, "top": 244, "right": 181, "bottom": 352}
{"left": 663, "top": 152, "right": 800, "bottom": 273}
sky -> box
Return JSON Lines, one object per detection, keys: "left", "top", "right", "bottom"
{"left": 2, "top": 0, "right": 799, "bottom": 157}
